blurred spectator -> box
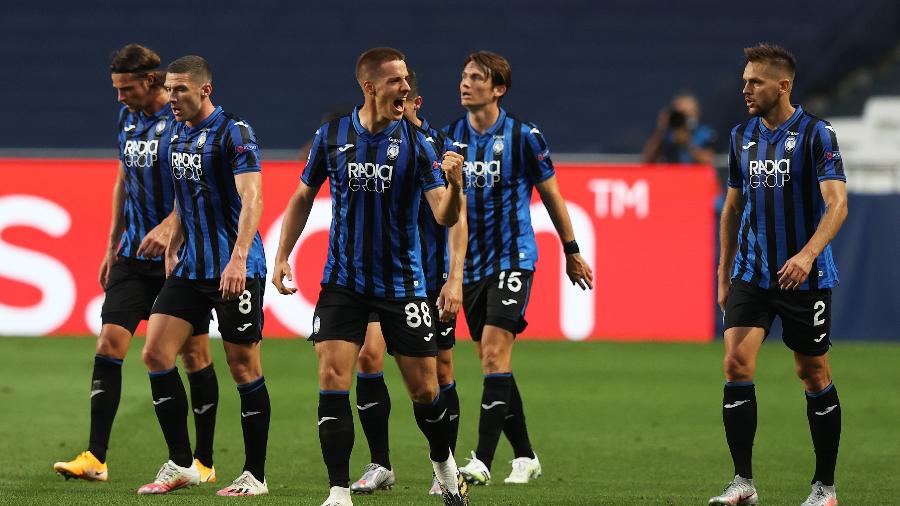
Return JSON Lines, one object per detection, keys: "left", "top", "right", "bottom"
{"left": 298, "top": 104, "right": 355, "bottom": 160}
{"left": 643, "top": 91, "right": 717, "bottom": 165}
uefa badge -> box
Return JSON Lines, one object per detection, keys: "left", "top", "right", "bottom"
{"left": 785, "top": 135, "right": 797, "bottom": 153}
{"left": 387, "top": 142, "right": 400, "bottom": 161}
{"left": 492, "top": 136, "right": 504, "bottom": 155}
{"left": 155, "top": 119, "right": 167, "bottom": 135}
{"left": 197, "top": 130, "right": 208, "bottom": 148}
{"left": 313, "top": 316, "right": 321, "bottom": 334}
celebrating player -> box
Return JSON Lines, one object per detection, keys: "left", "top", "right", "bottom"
{"left": 349, "top": 70, "right": 468, "bottom": 497}
{"left": 272, "top": 48, "right": 469, "bottom": 506}
{"left": 136, "top": 55, "right": 270, "bottom": 496}
{"left": 709, "top": 44, "right": 848, "bottom": 506}
{"left": 447, "top": 50, "right": 593, "bottom": 486}
{"left": 54, "top": 44, "right": 218, "bottom": 485}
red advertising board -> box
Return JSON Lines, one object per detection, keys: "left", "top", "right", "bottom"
{"left": 0, "top": 159, "right": 718, "bottom": 341}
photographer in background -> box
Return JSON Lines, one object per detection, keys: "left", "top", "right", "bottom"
{"left": 643, "top": 91, "right": 717, "bottom": 165}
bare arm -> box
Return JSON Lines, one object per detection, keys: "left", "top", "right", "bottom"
{"left": 136, "top": 208, "right": 179, "bottom": 258}
{"left": 272, "top": 180, "right": 321, "bottom": 295}
{"left": 425, "top": 152, "right": 464, "bottom": 227}
{"left": 438, "top": 195, "right": 468, "bottom": 321}
{"left": 99, "top": 164, "right": 126, "bottom": 288}
{"left": 535, "top": 175, "right": 593, "bottom": 290}
{"left": 717, "top": 187, "right": 742, "bottom": 310}
{"left": 164, "top": 204, "right": 184, "bottom": 278}
{"left": 777, "top": 180, "right": 848, "bottom": 289}
{"left": 220, "top": 172, "right": 264, "bottom": 299}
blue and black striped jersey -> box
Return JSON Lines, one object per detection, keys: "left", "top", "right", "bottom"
{"left": 167, "top": 106, "right": 267, "bottom": 280}
{"left": 116, "top": 104, "right": 176, "bottom": 262}
{"left": 444, "top": 108, "right": 555, "bottom": 284}
{"left": 728, "top": 106, "right": 846, "bottom": 290}
{"left": 417, "top": 118, "right": 458, "bottom": 293}
{"left": 301, "top": 108, "right": 444, "bottom": 299}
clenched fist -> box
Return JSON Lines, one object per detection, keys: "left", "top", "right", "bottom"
{"left": 441, "top": 151, "right": 464, "bottom": 189}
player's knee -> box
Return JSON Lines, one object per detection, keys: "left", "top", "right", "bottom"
{"left": 141, "top": 344, "right": 169, "bottom": 371}
{"left": 723, "top": 354, "right": 754, "bottom": 381}
{"left": 480, "top": 348, "right": 508, "bottom": 374}
{"left": 319, "top": 364, "right": 350, "bottom": 391}
{"left": 226, "top": 360, "right": 259, "bottom": 385}
{"left": 357, "top": 350, "right": 383, "bottom": 374}
{"left": 796, "top": 363, "right": 830, "bottom": 391}
{"left": 437, "top": 356, "right": 454, "bottom": 385}
{"left": 410, "top": 383, "right": 439, "bottom": 404}
{"left": 180, "top": 348, "right": 211, "bottom": 373}
{"left": 96, "top": 338, "right": 128, "bottom": 360}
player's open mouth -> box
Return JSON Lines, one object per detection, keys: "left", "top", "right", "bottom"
{"left": 393, "top": 98, "right": 404, "bottom": 113}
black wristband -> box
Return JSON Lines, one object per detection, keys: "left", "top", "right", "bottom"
{"left": 563, "top": 240, "right": 579, "bottom": 255}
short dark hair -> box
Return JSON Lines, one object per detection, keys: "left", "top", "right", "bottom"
{"left": 465, "top": 50, "right": 512, "bottom": 95}
{"left": 356, "top": 47, "right": 405, "bottom": 82}
{"left": 406, "top": 70, "right": 420, "bottom": 98}
{"left": 166, "top": 55, "right": 213, "bottom": 84}
{"left": 110, "top": 44, "right": 164, "bottom": 87}
{"left": 744, "top": 43, "right": 796, "bottom": 78}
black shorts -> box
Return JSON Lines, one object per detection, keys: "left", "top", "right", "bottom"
{"left": 151, "top": 276, "right": 264, "bottom": 344}
{"left": 101, "top": 256, "right": 209, "bottom": 335}
{"left": 724, "top": 279, "right": 833, "bottom": 356}
{"left": 463, "top": 269, "right": 533, "bottom": 341}
{"left": 366, "top": 290, "right": 456, "bottom": 350}
{"left": 311, "top": 285, "right": 438, "bottom": 357}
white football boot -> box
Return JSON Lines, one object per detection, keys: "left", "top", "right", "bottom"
{"left": 709, "top": 475, "right": 759, "bottom": 505}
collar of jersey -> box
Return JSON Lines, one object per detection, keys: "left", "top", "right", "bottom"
{"left": 420, "top": 118, "right": 431, "bottom": 132}
{"left": 184, "top": 106, "right": 223, "bottom": 133}
{"left": 351, "top": 106, "right": 400, "bottom": 140}
{"left": 466, "top": 107, "right": 507, "bottom": 139}
{"left": 757, "top": 104, "right": 803, "bottom": 141}
{"left": 146, "top": 103, "right": 172, "bottom": 122}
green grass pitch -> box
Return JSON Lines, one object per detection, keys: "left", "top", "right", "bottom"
{"left": 0, "top": 337, "right": 897, "bottom": 505}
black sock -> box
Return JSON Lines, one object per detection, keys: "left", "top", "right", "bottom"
{"left": 475, "top": 373, "right": 512, "bottom": 470}
{"left": 319, "top": 391, "right": 354, "bottom": 488}
{"left": 441, "top": 381, "right": 460, "bottom": 454}
{"left": 723, "top": 381, "right": 757, "bottom": 479}
{"left": 806, "top": 383, "right": 841, "bottom": 486}
{"left": 412, "top": 393, "right": 451, "bottom": 462}
{"left": 187, "top": 364, "right": 218, "bottom": 468}
{"left": 87, "top": 355, "right": 123, "bottom": 463}
{"left": 149, "top": 368, "right": 192, "bottom": 468}
{"left": 503, "top": 374, "right": 535, "bottom": 459}
{"left": 237, "top": 377, "right": 270, "bottom": 482}
{"left": 355, "top": 372, "right": 391, "bottom": 469}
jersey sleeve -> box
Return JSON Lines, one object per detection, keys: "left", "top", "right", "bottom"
{"left": 415, "top": 129, "right": 444, "bottom": 192}
{"left": 300, "top": 125, "right": 329, "bottom": 187}
{"left": 811, "top": 122, "right": 847, "bottom": 182}
{"left": 523, "top": 124, "right": 555, "bottom": 184}
{"left": 727, "top": 126, "right": 743, "bottom": 189}
{"left": 225, "top": 120, "right": 262, "bottom": 174}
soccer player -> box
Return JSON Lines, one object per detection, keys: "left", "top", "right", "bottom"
{"left": 53, "top": 44, "right": 218, "bottom": 485}
{"left": 709, "top": 44, "right": 847, "bottom": 506}
{"left": 446, "top": 51, "right": 593, "bottom": 486}
{"left": 348, "top": 70, "right": 468, "bottom": 497}
{"left": 272, "top": 47, "right": 469, "bottom": 506}
{"left": 135, "top": 55, "right": 270, "bottom": 496}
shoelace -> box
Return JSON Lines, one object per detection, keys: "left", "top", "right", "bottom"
{"left": 812, "top": 486, "right": 827, "bottom": 499}
{"left": 229, "top": 472, "right": 256, "bottom": 490}
{"left": 360, "top": 463, "right": 383, "bottom": 481}
{"left": 155, "top": 463, "right": 177, "bottom": 482}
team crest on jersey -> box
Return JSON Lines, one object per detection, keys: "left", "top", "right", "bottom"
{"left": 785, "top": 135, "right": 797, "bottom": 153}
{"left": 492, "top": 135, "right": 504, "bottom": 155}
{"left": 197, "top": 129, "right": 208, "bottom": 148}
{"left": 386, "top": 141, "right": 400, "bottom": 161}
{"left": 155, "top": 119, "right": 167, "bottom": 135}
